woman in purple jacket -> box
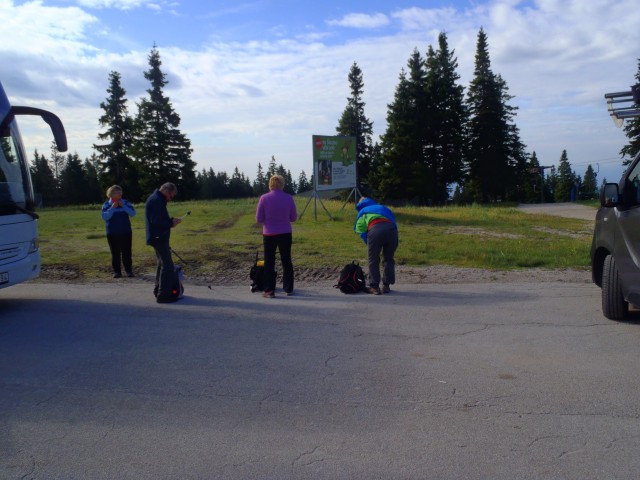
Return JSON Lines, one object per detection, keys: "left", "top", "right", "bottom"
{"left": 255, "top": 175, "right": 298, "bottom": 298}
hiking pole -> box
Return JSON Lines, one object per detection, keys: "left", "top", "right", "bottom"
{"left": 170, "top": 247, "right": 188, "bottom": 266}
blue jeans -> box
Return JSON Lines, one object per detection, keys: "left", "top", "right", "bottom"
{"left": 263, "top": 233, "right": 294, "bottom": 293}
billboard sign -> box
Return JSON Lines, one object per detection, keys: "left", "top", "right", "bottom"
{"left": 312, "top": 135, "right": 357, "bottom": 191}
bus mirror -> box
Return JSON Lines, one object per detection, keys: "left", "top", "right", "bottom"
{"left": 0, "top": 106, "right": 67, "bottom": 152}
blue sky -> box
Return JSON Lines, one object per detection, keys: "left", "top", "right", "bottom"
{"left": 2, "top": 0, "right": 639, "bottom": 187}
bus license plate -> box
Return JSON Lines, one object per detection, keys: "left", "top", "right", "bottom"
{"left": 0, "top": 272, "right": 8, "bottom": 284}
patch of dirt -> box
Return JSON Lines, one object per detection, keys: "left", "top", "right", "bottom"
{"left": 38, "top": 263, "right": 591, "bottom": 287}
{"left": 188, "top": 265, "right": 591, "bottom": 288}
{"left": 445, "top": 226, "right": 523, "bottom": 239}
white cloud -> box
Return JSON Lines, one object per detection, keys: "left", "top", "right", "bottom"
{"left": 72, "top": 0, "right": 162, "bottom": 10}
{"left": 392, "top": 7, "right": 457, "bottom": 31}
{"left": 327, "top": 12, "right": 390, "bottom": 29}
{"left": 2, "top": 0, "right": 640, "bottom": 184}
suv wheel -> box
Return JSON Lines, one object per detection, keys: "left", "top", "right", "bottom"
{"left": 602, "top": 254, "right": 629, "bottom": 320}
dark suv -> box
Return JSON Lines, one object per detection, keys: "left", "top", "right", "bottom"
{"left": 591, "top": 154, "right": 640, "bottom": 320}
{"left": 591, "top": 85, "right": 640, "bottom": 320}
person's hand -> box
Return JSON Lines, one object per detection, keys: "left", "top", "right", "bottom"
{"left": 172, "top": 217, "right": 182, "bottom": 227}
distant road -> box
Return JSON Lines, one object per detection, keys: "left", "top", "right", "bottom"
{"left": 518, "top": 202, "right": 597, "bottom": 221}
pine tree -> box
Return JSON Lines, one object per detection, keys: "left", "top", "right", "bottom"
{"left": 94, "top": 71, "right": 138, "bottom": 199}
{"left": 465, "top": 28, "right": 522, "bottom": 202}
{"left": 424, "top": 33, "right": 468, "bottom": 204}
{"left": 132, "top": 45, "right": 196, "bottom": 197}
{"left": 336, "top": 62, "right": 374, "bottom": 189}
{"left": 49, "top": 141, "right": 64, "bottom": 184}
{"left": 228, "top": 167, "right": 252, "bottom": 197}
{"left": 276, "top": 164, "right": 296, "bottom": 194}
{"left": 253, "top": 163, "right": 268, "bottom": 196}
{"left": 378, "top": 57, "right": 426, "bottom": 201}
{"left": 267, "top": 155, "right": 278, "bottom": 178}
{"left": 49, "top": 142, "right": 65, "bottom": 204}
{"left": 30, "top": 149, "right": 56, "bottom": 206}
{"left": 297, "top": 170, "right": 311, "bottom": 193}
{"left": 376, "top": 69, "right": 420, "bottom": 199}
{"left": 545, "top": 166, "right": 558, "bottom": 202}
{"left": 582, "top": 164, "right": 598, "bottom": 200}
{"left": 524, "top": 151, "right": 542, "bottom": 203}
{"left": 554, "top": 150, "right": 574, "bottom": 202}
{"left": 59, "top": 153, "right": 87, "bottom": 204}
{"left": 620, "top": 58, "right": 640, "bottom": 166}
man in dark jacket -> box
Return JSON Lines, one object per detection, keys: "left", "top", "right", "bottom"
{"left": 145, "top": 183, "right": 182, "bottom": 303}
{"left": 354, "top": 196, "right": 398, "bottom": 295}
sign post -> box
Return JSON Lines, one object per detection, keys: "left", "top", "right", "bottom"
{"left": 300, "top": 135, "right": 358, "bottom": 220}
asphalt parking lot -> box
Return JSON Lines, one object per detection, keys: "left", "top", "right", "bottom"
{"left": 2, "top": 279, "right": 640, "bottom": 479}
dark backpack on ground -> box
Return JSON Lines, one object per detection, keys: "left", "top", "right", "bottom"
{"left": 334, "top": 261, "right": 367, "bottom": 294}
{"left": 171, "top": 265, "right": 185, "bottom": 299}
{"left": 250, "top": 252, "right": 276, "bottom": 292}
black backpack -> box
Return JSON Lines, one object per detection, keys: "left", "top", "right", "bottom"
{"left": 334, "top": 261, "right": 367, "bottom": 294}
{"left": 250, "top": 252, "right": 276, "bottom": 292}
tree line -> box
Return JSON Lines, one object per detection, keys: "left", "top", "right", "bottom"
{"left": 339, "top": 28, "right": 607, "bottom": 204}
{"left": 29, "top": 45, "right": 312, "bottom": 206}
{"left": 30, "top": 33, "right": 640, "bottom": 206}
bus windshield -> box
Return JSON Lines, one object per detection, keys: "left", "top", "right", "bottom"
{"left": 0, "top": 123, "right": 34, "bottom": 216}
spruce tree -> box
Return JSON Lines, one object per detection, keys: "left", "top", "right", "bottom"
{"left": 59, "top": 153, "right": 86, "bottom": 205}
{"left": 253, "top": 163, "right": 268, "bottom": 196}
{"left": 336, "top": 62, "right": 374, "bottom": 189}
{"left": 424, "top": 33, "right": 467, "bottom": 204}
{"left": 554, "top": 150, "right": 574, "bottom": 202}
{"left": 94, "top": 71, "right": 138, "bottom": 199}
{"left": 582, "top": 164, "right": 598, "bottom": 199}
{"left": 83, "top": 155, "right": 104, "bottom": 204}
{"left": 267, "top": 155, "right": 278, "bottom": 178}
{"left": 378, "top": 69, "right": 414, "bottom": 200}
{"left": 49, "top": 142, "right": 64, "bottom": 204}
{"left": 30, "top": 149, "right": 56, "bottom": 206}
{"left": 297, "top": 170, "right": 311, "bottom": 193}
{"left": 132, "top": 45, "right": 196, "bottom": 197}
{"left": 378, "top": 53, "right": 428, "bottom": 201}
{"left": 465, "top": 28, "right": 522, "bottom": 202}
{"left": 620, "top": 58, "right": 640, "bottom": 166}
{"left": 276, "top": 164, "right": 296, "bottom": 194}
{"left": 524, "top": 151, "right": 542, "bottom": 203}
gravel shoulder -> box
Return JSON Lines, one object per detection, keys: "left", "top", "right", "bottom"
{"left": 517, "top": 202, "right": 597, "bottom": 221}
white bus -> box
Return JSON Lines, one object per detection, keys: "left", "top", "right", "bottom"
{"left": 0, "top": 81, "right": 67, "bottom": 289}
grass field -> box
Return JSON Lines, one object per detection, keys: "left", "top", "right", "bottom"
{"left": 37, "top": 198, "right": 594, "bottom": 281}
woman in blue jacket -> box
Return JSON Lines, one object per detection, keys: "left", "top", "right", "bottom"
{"left": 101, "top": 185, "right": 136, "bottom": 278}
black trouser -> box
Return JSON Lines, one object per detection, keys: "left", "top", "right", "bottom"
{"left": 107, "top": 232, "right": 133, "bottom": 274}
{"left": 152, "top": 239, "right": 175, "bottom": 297}
{"left": 367, "top": 222, "right": 398, "bottom": 288}
{"left": 263, "top": 233, "right": 294, "bottom": 293}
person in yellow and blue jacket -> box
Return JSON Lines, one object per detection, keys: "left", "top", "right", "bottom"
{"left": 354, "top": 196, "right": 398, "bottom": 295}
